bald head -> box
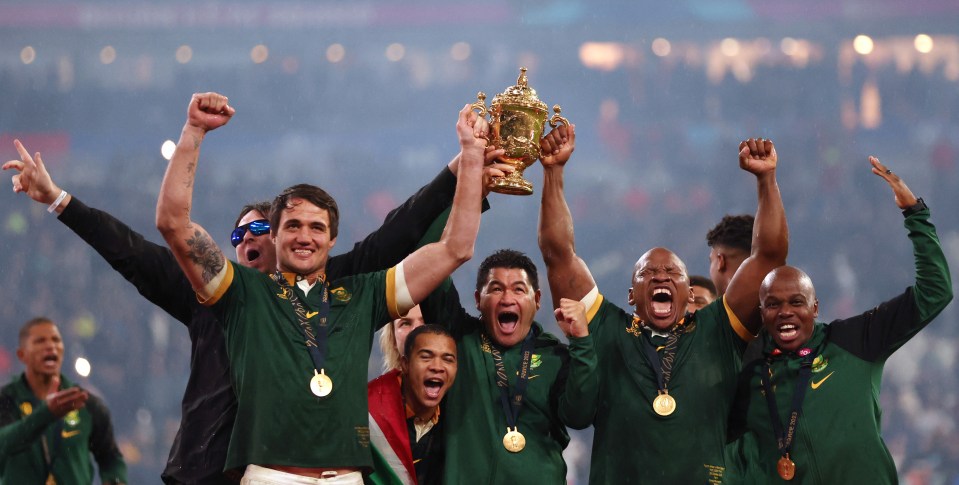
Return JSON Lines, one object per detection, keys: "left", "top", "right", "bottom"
{"left": 760, "top": 266, "right": 816, "bottom": 302}
{"left": 628, "top": 247, "right": 691, "bottom": 332}
{"left": 759, "top": 266, "right": 819, "bottom": 352}
{"left": 633, "top": 248, "right": 688, "bottom": 281}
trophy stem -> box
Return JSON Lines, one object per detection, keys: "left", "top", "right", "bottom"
{"left": 491, "top": 169, "right": 534, "bottom": 196}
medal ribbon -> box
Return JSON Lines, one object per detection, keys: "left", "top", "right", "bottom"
{"left": 271, "top": 272, "right": 331, "bottom": 375}
{"left": 637, "top": 317, "right": 685, "bottom": 394}
{"left": 482, "top": 330, "right": 536, "bottom": 430}
{"left": 760, "top": 352, "right": 815, "bottom": 461}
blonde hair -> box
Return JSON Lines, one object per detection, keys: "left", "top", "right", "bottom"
{"left": 379, "top": 321, "right": 402, "bottom": 372}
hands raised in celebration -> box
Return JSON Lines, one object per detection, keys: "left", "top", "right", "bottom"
{"left": 739, "top": 138, "right": 777, "bottom": 176}
{"left": 870, "top": 156, "right": 918, "bottom": 210}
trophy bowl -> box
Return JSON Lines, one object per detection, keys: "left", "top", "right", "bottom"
{"left": 472, "top": 67, "right": 569, "bottom": 196}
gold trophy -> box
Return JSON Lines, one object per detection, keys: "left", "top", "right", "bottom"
{"left": 471, "top": 67, "right": 569, "bottom": 195}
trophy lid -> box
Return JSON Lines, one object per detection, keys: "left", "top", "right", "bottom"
{"left": 490, "top": 67, "right": 548, "bottom": 113}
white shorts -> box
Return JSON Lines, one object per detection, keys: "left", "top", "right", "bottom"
{"left": 240, "top": 465, "right": 363, "bottom": 485}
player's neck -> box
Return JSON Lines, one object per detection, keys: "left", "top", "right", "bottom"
{"left": 24, "top": 371, "right": 57, "bottom": 399}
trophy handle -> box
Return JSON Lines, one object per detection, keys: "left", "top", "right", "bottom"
{"left": 548, "top": 105, "right": 570, "bottom": 128}
{"left": 471, "top": 92, "right": 489, "bottom": 118}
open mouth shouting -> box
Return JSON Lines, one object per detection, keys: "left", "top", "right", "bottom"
{"left": 496, "top": 311, "right": 520, "bottom": 335}
{"left": 422, "top": 375, "right": 448, "bottom": 402}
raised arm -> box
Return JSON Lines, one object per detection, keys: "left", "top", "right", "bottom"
{"left": 553, "top": 298, "right": 598, "bottom": 429}
{"left": 326, "top": 146, "right": 505, "bottom": 280}
{"left": 4, "top": 140, "right": 195, "bottom": 324}
{"left": 870, "top": 156, "right": 952, "bottom": 322}
{"left": 394, "top": 105, "right": 486, "bottom": 309}
{"left": 155, "top": 92, "right": 235, "bottom": 299}
{"left": 724, "top": 138, "right": 788, "bottom": 334}
{"left": 537, "top": 124, "right": 596, "bottom": 306}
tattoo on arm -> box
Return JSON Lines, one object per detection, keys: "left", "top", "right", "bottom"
{"left": 186, "top": 229, "right": 225, "bottom": 284}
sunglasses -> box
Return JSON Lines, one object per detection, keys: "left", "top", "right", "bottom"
{"left": 231, "top": 219, "right": 270, "bottom": 247}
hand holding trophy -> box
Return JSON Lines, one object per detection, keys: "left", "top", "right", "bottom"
{"left": 471, "top": 67, "right": 569, "bottom": 195}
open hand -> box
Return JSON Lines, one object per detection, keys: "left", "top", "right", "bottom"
{"left": 870, "top": 156, "right": 918, "bottom": 209}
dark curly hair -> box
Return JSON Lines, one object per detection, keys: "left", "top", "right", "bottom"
{"left": 475, "top": 249, "right": 540, "bottom": 292}
{"left": 705, "top": 214, "right": 754, "bottom": 253}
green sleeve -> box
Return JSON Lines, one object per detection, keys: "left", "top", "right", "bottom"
{"left": 0, "top": 397, "right": 56, "bottom": 456}
{"left": 86, "top": 395, "right": 127, "bottom": 484}
{"left": 557, "top": 334, "right": 599, "bottom": 429}
{"left": 906, "top": 208, "right": 953, "bottom": 323}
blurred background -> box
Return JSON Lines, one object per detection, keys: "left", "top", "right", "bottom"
{"left": 2, "top": 1, "right": 958, "bottom": 482}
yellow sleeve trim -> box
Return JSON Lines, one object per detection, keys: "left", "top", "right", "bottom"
{"left": 584, "top": 288, "right": 604, "bottom": 324}
{"left": 724, "top": 295, "right": 755, "bottom": 342}
{"left": 199, "top": 262, "right": 234, "bottom": 306}
{"left": 386, "top": 266, "right": 401, "bottom": 320}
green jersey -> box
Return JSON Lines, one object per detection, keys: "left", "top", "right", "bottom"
{"left": 584, "top": 294, "right": 752, "bottom": 484}
{"left": 207, "top": 262, "right": 398, "bottom": 471}
{"left": 733, "top": 207, "right": 952, "bottom": 484}
{"left": 422, "top": 283, "right": 598, "bottom": 484}
{"left": 0, "top": 374, "right": 127, "bottom": 484}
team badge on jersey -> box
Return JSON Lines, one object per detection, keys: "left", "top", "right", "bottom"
{"left": 811, "top": 355, "right": 829, "bottom": 373}
{"left": 330, "top": 287, "right": 351, "bottom": 302}
{"left": 65, "top": 409, "right": 80, "bottom": 427}
{"left": 530, "top": 354, "right": 542, "bottom": 369}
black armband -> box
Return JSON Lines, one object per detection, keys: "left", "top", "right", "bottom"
{"left": 902, "top": 197, "right": 927, "bottom": 217}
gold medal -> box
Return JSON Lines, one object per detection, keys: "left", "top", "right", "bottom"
{"left": 502, "top": 427, "right": 526, "bottom": 452}
{"left": 310, "top": 369, "right": 333, "bottom": 397}
{"left": 652, "top": 391, "right": 676, "bottom": 416}
{"left": 46, "top": 473, "right": 57, "bottom": 485}
{"left": 777, "top": 455, "right": 796, "bottom": 480}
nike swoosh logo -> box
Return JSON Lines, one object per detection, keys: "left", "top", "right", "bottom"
{"left": 810, "top": 371, "right": 835, "bottom": 390}
{"left": 61, "top": 429, "right": 81, "bottom": 439}
{"left": 306, "top": 311, "right": 319, "bottom": 319}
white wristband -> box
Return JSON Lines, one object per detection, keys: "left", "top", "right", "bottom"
{"left": 47, "top": 190, "right": 68, "bottom": 213}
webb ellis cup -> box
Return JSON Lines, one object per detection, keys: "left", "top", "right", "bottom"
{"left": 471, "top": 67, "right": 569, "bottom": 195}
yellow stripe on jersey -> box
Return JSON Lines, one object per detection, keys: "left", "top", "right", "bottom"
{"left": 582, "top": 286, "right": 604, "bottom": 324}
{"left": 199, "top": 261, "right": 233, "bottom": 306}
{"left": 386, "top": 265, "right": 410, "bottom": 320}
{"left": 724, "top": 295, "right": 756, "bottom": 341}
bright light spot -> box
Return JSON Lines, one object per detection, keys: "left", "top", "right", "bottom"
{"left": 720, "top": 38, "right": 740, "bottom": 57}
{"left": 579, "top": 42, "right": 624, "bottom": 71}
{"left": 251, "top": 45, "right": 269, "bottom": 64}
{"left": 100, "top": 46, "right": 117, "bottom": 65}
{"left": 326, "top": 44, "right": 345, "bottom": 63}
{"left": 651, "top": 38, "right": 671, "bottom": 57}
{"left": 20, "top": 46, "right": 36, "bottom": 64}
{"left": 75, "top": 358, "right": 91, "bottom": 377}
{"left": 914, "top": 34, "right": 933, "bottom": 54}
{"left": 161, "top": 140, "right": 176, "bottom": 160}
{"left": 781, "top": 37, "right": 799, "bottom": 56}
{"left": 853, "top": 35, "right": 874, "bottom": 55}
{"left": 385, "top": 43, "right": 405, "bottom": 62}
{"left": 450, "top": 42, "right": 471, "bottom": 61}
{"left": 176, "top": 45, "right": 193, "bottom": 64}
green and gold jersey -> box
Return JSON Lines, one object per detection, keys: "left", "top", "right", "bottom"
{"left": 734, "top": 208, "right": 952, "bottom": 484}
{"left": 584, "top": 295, "right": 751, "bottom": 484}
{"left": 421, "top": 282, "right": 597, "bottom": 484}
{"left": 0, "top": 374, "right": 126, "bottom": 485}
{"left": 207, "top": 262, "right": 399, "bottom": 470}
